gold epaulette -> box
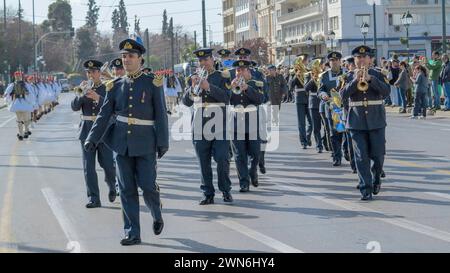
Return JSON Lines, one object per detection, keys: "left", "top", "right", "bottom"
{"left": 153, "top": 74, "right": 163, "bottom": 87}
{"left": 105, "top": 80, "right": 115, "bottom": 92}
{"left": 221, "top": 69, "right": 230, "bottom": 79}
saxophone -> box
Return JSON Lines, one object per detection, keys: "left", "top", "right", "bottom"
{"left": 309, "top": 59, "right": 322, "bottom": 89}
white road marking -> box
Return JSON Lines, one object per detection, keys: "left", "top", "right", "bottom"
{"left": 41, "top": 188, "right": 84, "bottom": 253}
{"left": 0, "top": 116, "right": 16, "bottom": 128}
{"left": 217, "top": 220, "right": 303, "bottom": 253}
{"left": 279, "top": 182, "right": 450, "bottom": 244}
{"left": 28, "top": 151, "right": 39, "bottom": 166}
{"left": 424, "top": 192, "right": 450, "bottom": 201}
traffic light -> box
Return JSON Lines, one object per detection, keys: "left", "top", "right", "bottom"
{"left": 70, "top": 27, "right": 75, "bottom": 38}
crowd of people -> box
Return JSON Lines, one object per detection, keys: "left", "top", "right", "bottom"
{"left": 260, "top": 51, "right": 450, "bottom": 120}
{"left": 2, "top": 72, "right": 62, "bottom": 140}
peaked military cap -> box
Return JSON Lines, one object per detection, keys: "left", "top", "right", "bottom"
{"left": 119, "top": 38, "right": 146, "bottom": 55}
{"left": 193, "top": 48, "right": 214, "bottom": 59}
{"left": 110, "top": 58, "right": 123, "bottom": 69}
{"left": 352, "top": 45, "right": 372, "bottom": 57}
{"left": 327, "top": 51, "right": 342, "bottom": 60}
{"left": 232, "top": 60, "right": 251, "bottom": 68}
{"left": 234, "top": 47, "right": 251, "bottom": 57}
{"left": 83, "top": 60, "right": 103, "bottom": 70}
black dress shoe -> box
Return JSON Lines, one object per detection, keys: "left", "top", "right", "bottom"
{"left": 239, "top": 186, "right": 250, "bottom": 193}
{"left": 223, "top": 192, "right": 233, "bottom": 202}
{"left": 120, "top": 236, "right": 141, "bottom": 246}
{"left": 373, "top": 184, "right": 381, "bottom": 195}
{"left": 352, "top": 169, "right": 357, "bottom": 174}
{"left": 251, "top": 179, "right": 259, "bottom": 187}
{"left": 259, "top": 166, "right": 266, "bottom": 174}
{"left": 108, "top": 190, "right": 117, "bottom": 203}
{"left": 380, "top": 170, "right": 386, "bottom": 178}
{"left": 361, "top": 194, "right": 373, "bottom": 201}
{"left": 23, "top": 134, "right": 29, "bottom": 139}
{"left": 317, "top": 148, "right": 323, "bottom": 154}
{"left": 307, "top": 139, "right": 312, "bottom": 147}
{"left": 356, "top": 184, "right": 360, "bottom": 190}
{"left": 25, "top": 131, "right": 32, "bottom": 136}
{"left": 344, "top": 153, "right": 350, "bottom": 162}
{"left": 17, "top": 134, "right": 23, "bottom": 141}
{"left": 333, "top": 159, "right": 341, "bottom": 167}
{"left": 153, "top": 221, "right": 164, "bottom": 235}
{"left": 199, "top": 196, "right": 214, "bottom": 205}
{"left": 302, "top": 145, "right": 307, "bottom": 150}
{"left": 85, "top": 201, "right": 101, "bottom": 208}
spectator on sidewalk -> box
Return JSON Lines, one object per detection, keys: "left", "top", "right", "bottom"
{"left": 440, "top": 54, "right": 450, "bottom": 111}
{"left": 411, "top": 65, "right": 429, "bottom": 119}
{"left": 394, "top": 61, "right": 411, "bottom": 113}
{"left": 389, "top": 59, "right": 401, "bottom": 107}
{"left": 0, "top": 80, "right": 4, "bottom": 96}
{"left": 425, "top": 51, "right": 443, "bottom": 110}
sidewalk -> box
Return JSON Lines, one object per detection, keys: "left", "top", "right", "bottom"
{"left": 385, "top": 105, "right": 450, "bottom": 118}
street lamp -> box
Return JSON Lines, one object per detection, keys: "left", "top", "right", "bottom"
{"left": 361, "top": 22, "right": 369, "bottom": 45}
{"left": 306, "top": 36, "right": 313, "bottom": 57}
{"left": 287, "top": 45, "right": 292, "bottom": 68}
{"left": 401, "top": 10, "right": 413, "bottom": 61}
{"left": 329, "top": 31, "right": 336, "bottom": 51}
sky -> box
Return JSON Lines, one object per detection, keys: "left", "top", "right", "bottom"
{"left": 5, "top": 0, "right": 224, "bottom": 44}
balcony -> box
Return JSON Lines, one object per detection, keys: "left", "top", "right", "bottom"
{"left": 278, "top": 4, "right": 322, "bottom": 25}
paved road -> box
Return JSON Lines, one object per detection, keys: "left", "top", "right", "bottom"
{"left": 0, "top": 93, "right": 449, "bottom": 253}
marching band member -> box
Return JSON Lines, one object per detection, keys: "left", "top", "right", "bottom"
{"left": 319, "top": 52, "right": 345, "bottom": 166}
{"left": 341, "top": 45, "right": 390, "bottom": 200}
{"left": 182, "top": 48, "right": 233, "bottom": 205}
{"left": 71, "top": 60, "right": 117, "bottom": 209}
{"left": 85, "top": 38, "right": 168, "bottom": 245}
{"left": 229, "top": 60, "right": 265, "bottom": 192}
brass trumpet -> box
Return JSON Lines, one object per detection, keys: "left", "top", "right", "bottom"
{"left": 75, "top": 79, "right": 94, "bottom": 96}
{"left": 357, "top": 66, "right": 369, "bottom": 92}
{"left": 100, "top": 62, "right": 114, "bottom": 80}
{"left": 232, "top": 76, "right": 245, "bottom": 95}
{"left": 191, "top": 66, "right": 209, "bottom": 97}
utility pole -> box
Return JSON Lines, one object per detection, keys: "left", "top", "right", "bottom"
{"left": 372, "top": 3, "right": 378, "bottom": 65}
{"left": 2, "top": 0, "right": 7, "bottom": 82}
{"left": 194, "top": 31, "right": 197, "bottom": 50}
{"left": 32, "top": 0, "right": 36, "bottom": 72}
{"left": 171, "top": 29, "right": 175, "bottom": 72}
{"left": 18, "top": 0, "right": 22, "bottom": 70}
{"left": 443, "top": 0, "right": 447, "bottom": 53}
{"left": 202, "top": 0, "right": 207, "bottom": 48}
{"left": 145, "top": 28, "right": 150, "bottom": 64}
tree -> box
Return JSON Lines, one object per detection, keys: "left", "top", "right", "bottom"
{"left": 111, "top": 9, "right": 120, "bottom": 30}
{"left": 76, "top": 27, "right": 96, "bottom": 63}
{"left": 236, "top": 38, "right": 269, "bottom": 65}
{"left": 85, "top": 0, "right": 100, "bottom": 29}
{"left": 162, "top": 10, "right": 168, "bottom": 37}
{"left": 118, "top": 0, "right": 128, "bottom": 33}
{"left": 168, "top": 17, "right": 174, "bottom": 38}
{"left": 134, "top": 15, "right": 141, "bottom": 36}
{"left": 48, "top": 0, "right": 72, "bottom": 32}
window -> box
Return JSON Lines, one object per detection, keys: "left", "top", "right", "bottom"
{"left": 355, "top": 14, "right": 370, "bottom": 27}
{"left": 329, "top": 16, "right": 339, "bottom": 30}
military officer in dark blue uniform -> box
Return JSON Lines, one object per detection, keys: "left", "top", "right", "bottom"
{"left": 341, "top": 45, "right": 390, "bottom": 200}
{"left": 109, "top": 58, "right": 125, "bottom": 78}
{"left": 71, "top": 60, "right": 117, "bottom": 208}
{"left": 341, "top": 57, "right": 357, "bottom": 173}
{"left": 229, "top": 60, "right": 265, "bottom": 192}
{"left": 84, "top": 38, "right": 169, "bottom": 245}
{"left": 319, "top": 51, "right": 345, "bottom": 166}
{"left": 291, "top": 56, "right": 312, "bottom": 149}
{"left": 305, "top": 64, "right": 323, "bottom": 153}
{"left": 182, "top": 48, "right": 233, "bottom": 205}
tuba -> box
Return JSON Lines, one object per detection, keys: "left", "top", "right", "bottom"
{"left": 309, "top": 59, "right": 322, "bottom": 89}
{"left": 294, "top": 56, "right": 307, "bottom": 86}
{"left": 357, "top": 66, "right": 369, "bottom": 92}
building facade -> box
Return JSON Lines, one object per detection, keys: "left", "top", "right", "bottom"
{"left": 274, "top": 0, "right": 450, "bottom": 65}
{"left": 222, "top": 0, "right": 236, "bottom": 49}
{"left": 256, "top": 0, "right": 276, "bottom": 63}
